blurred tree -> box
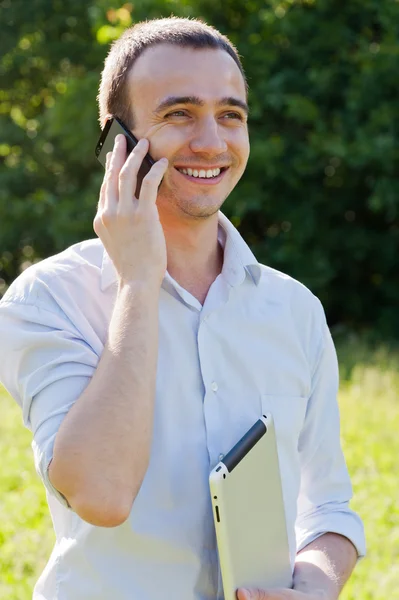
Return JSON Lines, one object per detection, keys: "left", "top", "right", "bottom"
{"left": 0, "top": 0, "right": 106, "bottom": 282}
{"left": 0, "top": 0, "right": 398, "bottom": 337}
{"left": 197, "top": 0, "right": 399, "bottom": 336}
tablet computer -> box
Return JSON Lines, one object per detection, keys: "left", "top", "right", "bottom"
{"left": 209, "top": 413, "right": 292, "bottom": 600}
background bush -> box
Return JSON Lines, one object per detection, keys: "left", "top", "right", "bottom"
{"left": 1, "top": 0, "right": 398, "bottom": 337}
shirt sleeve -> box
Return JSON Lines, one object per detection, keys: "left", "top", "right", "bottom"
{"left": 0, "top": 298, "right": 99, "bottom": 508}
{"left": 295, "top": 299, "right": 366, "bottom": 559}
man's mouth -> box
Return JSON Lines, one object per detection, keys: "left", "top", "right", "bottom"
{"left": 174, "top": 166, "right": 229, "bottom": 184}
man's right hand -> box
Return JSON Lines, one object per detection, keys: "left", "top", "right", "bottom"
{"left": 93, "top": 133, "right": 169, "bottom": 287}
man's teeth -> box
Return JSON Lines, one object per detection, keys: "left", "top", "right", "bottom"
{"left": 178, "top": 167, "right": 221, "bottom": 178}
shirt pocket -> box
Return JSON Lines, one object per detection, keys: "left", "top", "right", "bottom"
{"left": 261, "top": 394, "right": 308, "bottom": 453}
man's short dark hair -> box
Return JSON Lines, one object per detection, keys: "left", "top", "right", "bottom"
{"left": 97, "top": 16, "right": 248, "bottom": 132}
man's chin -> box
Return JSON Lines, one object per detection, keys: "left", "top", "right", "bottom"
{"left": 180, "top": 204, "right": 221, "bottom": 219}
{"left": 158, "top": 189, "right": 227, "bottom": 219}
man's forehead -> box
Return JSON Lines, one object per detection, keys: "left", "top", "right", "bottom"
{"left": 127, "top": 44, "right": 246, "bottom": 102}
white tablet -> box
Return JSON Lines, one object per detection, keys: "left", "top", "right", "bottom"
{"left": 209, "top": 413, "right": 292, "bottom": 600}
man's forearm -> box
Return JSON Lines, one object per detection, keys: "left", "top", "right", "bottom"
{"left": 293, "top": 532, "right": 358, "bottom": 599}
{"left": 49, "top": 280, "right": 160, "bottom": 526}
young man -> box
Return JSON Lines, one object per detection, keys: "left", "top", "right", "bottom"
{"left": 0, "top": 16, "right": 365, "bottom": 600}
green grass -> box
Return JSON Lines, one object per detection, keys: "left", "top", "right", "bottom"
{"left": 0, "top": 338, "right": 398, "bottom": 599}
{"left": 0, "top": 393, "right": 54, "bottom": 600}
{"left": 336, "top": 339, "right": 399, "bottom": 599}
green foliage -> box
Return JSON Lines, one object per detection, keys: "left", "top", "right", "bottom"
{"left": 1, "top": 340, "right": 399, "bottom": 598}
{"left": 206, "top": 0, "right": 399, "bottom": 336}
{"left": 1, "top": 0, "right": 398, "bottom": 336}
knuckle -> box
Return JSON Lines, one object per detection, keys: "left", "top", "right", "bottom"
{"left": 117, "top": 202, "right": 135, "bottom": 216}
{"left": 107, "top": 161, "right": 118, "bottom": 175}
{"left": 142, "top": 170, "right": 158, "bottom": 183}
{"left": 119, "top": 168, "right": 130, "bottom": 182}
{"left": 134, "top": 139, "right": 148, "bottom": 153}
{"left": 93, "top": 215, "right": 102, "bottom": 233}
{"left": 101, "top": 210, "right": 114, "bottom": 225}
{"left": 128, "top": 146, "right": 140, "bottom": 158}
{"left": 140, "top": 177, "right": 153, "bottom": 190}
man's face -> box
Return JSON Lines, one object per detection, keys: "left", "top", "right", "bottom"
{"left": 127, "top": 44, "right": 250, "bottom": 219}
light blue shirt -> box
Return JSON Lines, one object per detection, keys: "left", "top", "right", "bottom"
{"left": 0, "top": 211, "right": 365, "bottom": 600}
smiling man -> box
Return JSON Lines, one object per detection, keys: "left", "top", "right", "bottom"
{"left": 113, "top": 40, "right": 251, "bottom": 304}
{"left": 0, "top": 16, "right": 365, "bottom": 600}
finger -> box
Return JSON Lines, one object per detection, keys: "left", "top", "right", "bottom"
{"left": 106, "top": 133, "right": 128, "bottom": 209}
{"left": 137, "top": 157, "right": 168, "bottom": 207}
{"left": 98, "top": 152, "right": 112, "bottom": 211}
{"left": 118, "top": 138, "right": 150, "bottom": 208}
{"left": 106, "top": 150, "right": 112, "bottom": 171}
{"left": 237, "top": 588, "right": 286, "bottom": 600}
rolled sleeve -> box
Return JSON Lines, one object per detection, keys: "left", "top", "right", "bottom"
{"left": 296, "top": 301, "right": 366, "bottom": 559}
{"left": 0, "top": 299, "right": 98, "bottom": 507}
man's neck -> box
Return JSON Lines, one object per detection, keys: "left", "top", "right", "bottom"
{"left": 160, "top": 212, "right": 224, "bottom": 302}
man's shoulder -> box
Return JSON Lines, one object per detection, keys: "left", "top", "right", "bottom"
{"left": 257, "top": 262, "right": 318, "bottom": 304}
{"left": 1, "top": 238, "right": 105, "bottom": 309}
{"left": 255, "top": 263, "right": 327, "bottom": 349}
{"left": 37, "top": 237, "right": 104, "bottom": 275}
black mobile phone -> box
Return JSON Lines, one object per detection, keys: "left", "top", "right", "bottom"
{"left": 95, "top": 116, "right": 156, "bottom": 198}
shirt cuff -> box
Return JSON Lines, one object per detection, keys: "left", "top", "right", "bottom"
{"left": 32, "top": 433, "right": 72, "bottom": 509}
{"left": 296, "top": 505, "right": 366, "bottom": 560}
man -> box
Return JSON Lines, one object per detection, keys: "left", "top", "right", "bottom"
{"left": 0, "top": 16, "right": 365, "bottom": 600}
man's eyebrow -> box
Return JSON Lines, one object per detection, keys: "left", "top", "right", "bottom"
{"left": 153, "top": 95, "right": 249, "bottom": 116}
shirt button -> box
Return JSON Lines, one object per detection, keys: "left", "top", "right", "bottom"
{"left": 211, "top": 381, "right": 218, "bottom": 392}
{"left": 218, "top": 453, "right": 224, "bottom": 461}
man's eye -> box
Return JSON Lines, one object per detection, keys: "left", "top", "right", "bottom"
{"left": 224, "top": 112, "right": 243, "bottom": 120}
{"left": 165, "top": 111, "right": 187, "bottom": 117}
{"left": 164, "top": 111, "right": 244, "bottom": 120}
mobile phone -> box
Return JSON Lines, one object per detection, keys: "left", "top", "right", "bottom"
{"left": 95, "top": 116, "right": 156, "bottom": 198}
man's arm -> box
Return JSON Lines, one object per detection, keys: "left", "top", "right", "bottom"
{"left": 293, "top": 532, "right": 358, "bottom": 599}
{"left": 49, "top": 137, "right": 168, "bottom": 527}
{"left": 237, "top": 533, "right": 358, "bottom": 599}
{"left": 49, "top": 280, "right": 161, "bottom": 527}
{"left": 295, "top": 300, "right": 365, "bottom": 561}
{"left": 237, "top": 299, "right": 364, "bottom": 600}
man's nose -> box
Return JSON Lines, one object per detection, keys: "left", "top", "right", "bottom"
{"left": 189, "top": 117, "right": 228, "bottom": 155}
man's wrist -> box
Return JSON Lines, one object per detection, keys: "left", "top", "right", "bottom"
{"left": 293, "top": 556, "right": 339, "bottom": 600}
{"left": 293, "top": 585, "right": 331, "bottom": 600}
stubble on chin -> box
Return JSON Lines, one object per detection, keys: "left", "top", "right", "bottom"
{"left": 156, "top": 183, "right": 228, "bottom": 220}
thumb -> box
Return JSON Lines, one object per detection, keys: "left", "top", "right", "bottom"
{"left": 237, "top": 589, "right": 265, "bottom": 600}
{"left": 237, "top": 588, "right": 275, "bottom": 600}
{"left": 237, "top": 590, "right": 253, "bottom": 600}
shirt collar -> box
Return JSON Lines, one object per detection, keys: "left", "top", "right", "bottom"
{"left": 217, "top": 211, "right": 261, "bottom": 287}
{"left": 100, "top": 210, "right": 261, "bottom": 292}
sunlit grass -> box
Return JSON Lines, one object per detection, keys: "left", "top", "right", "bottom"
{"left": 0, "top": 393, "right": 54, "bottom": 600}
{"left": 336, "top": 339, "right": 399, "bottom": 599}
{"left": 0, "top": 337, "right": 398, "bottom": 599}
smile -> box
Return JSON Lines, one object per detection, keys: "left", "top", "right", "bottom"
{"left": 174, "top": 166, "right": 229, "bottom": 185}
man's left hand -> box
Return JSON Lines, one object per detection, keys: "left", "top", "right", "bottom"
{"left": 236, "top": 587, "right": 327, "bottom": 600}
